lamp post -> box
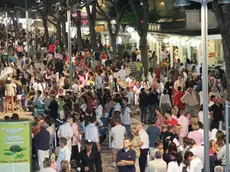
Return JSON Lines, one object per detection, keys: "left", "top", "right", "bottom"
{"left": 174, "top": 0, "right": 230, "bottom": 171}
{"left": 67, "top": 0, "right": 72, "bottom": 84}
{"left": 5, "top": 4, "right": 8, "bottom": 54}
{"left": 25, "top": 0, "right": 29, "bottom": 58}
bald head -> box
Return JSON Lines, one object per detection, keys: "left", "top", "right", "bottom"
{"left": 136, "top": 123, "right": 143, "bottom": 132}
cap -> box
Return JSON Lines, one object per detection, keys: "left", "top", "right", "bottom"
{"left": 85, "top": 139, "right": 93, "bottom": 145}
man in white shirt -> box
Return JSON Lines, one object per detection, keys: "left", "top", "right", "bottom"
{"left": 56, "top": 138, "right": 71, "bottom": 172}
{"left": 93, "top": 98, "right": 103, "bottom": 123}
{"left": 189, "top": 139, "right": 204, "bottom": 166}
{"left": 117, "top": 65, "right": 128, "bottom": 81}
{"left": 146, "top": 150, "right": 167, "bottom": 172}
{"left": 85, "top": 116, "right": 102, "bottom": 171}
{"left": 110, "top": 117, "right": 126, "bottom": 168}
{"left": 136, "top": 123, "right": 149, "bottom": 172}
{"left": 57, "top": 116, "right": 74, "bottom": 150}
{"left": 184, "top": 151, "right": 203, "bottom": 172}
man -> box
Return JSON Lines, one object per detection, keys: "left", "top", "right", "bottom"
{"left": 117, "top": 137, "right": 136, "bottom": 172}
{"left": 77, "top": 140, "right": 97, "bottom": 172}
{"left": 214, "top": 166, "right": 224, "bottom": 172}
{"left": 57, "top": 137, "right": 71, "bottom": 172}
{"left": 110, "top": 117, "right": 126, "bottom": 168}
{"left": 210, "top": 97, "right": 224, "bottom": 127}
{"left": 139, "top": 88, "right": 148, "bottom": 124}
{"left": 164, "top": 109, "right": 178, "bottom": 126}
{"left": 180, "top": 87, "right": 198, "bottom": 117}
{"left": 145, "top": 150, "right": 167, "bottom": 172}
{"left": 189, "top": 138, "right": 204, "bottom": 166}
{"left": 48, "top": 95, "right": 58, "bottom": 120}
{"left": 85, "top": 116, "right": 102, "bottom": 171}
{"left": 32, "top": 114, "right": 44, "bottom": 136}
{"left": 43, "top": 92, "right": 51, "bottom": 112}
{"left": 120, "top": 97, "right": 132, "bottom": 138}
{"left": 33, "top": 90, "right": 45, "bottom": 116}
{"left": 148, "top": 88, "right": 159, "bottom": 121}
{"left": 57, "top": 116, "right": 74, "bottom": 150}
{"left": 95, "top": 71, "right": 103, "bottom": 96}
{"left": 136, "top": 123, "right": 149, "bottom": 172}
{"left": 35, "top": 122, "right": 50, "bottom": 170}
{"left": 174, "top": 75, "right": 184, "bottom": 91}
{"left": 184, "top": 151, "right": 203, "bottom": 172}
{"left": 39, "top": 158, "right": 56, "bottom": 172}
{"left": 177, "top": 110, "right": 189, "bottom": 146}
{"left": 93, "top": 98, "right": 103, "bottom": 123}
{"left": 173, "top": 86, "right": 185, "bottom": 110}
{"left": 117, "top": 65, "right": 128, "bottom": 82}
{"left": 147, "top": 119, "right": 161, "bottom": 158}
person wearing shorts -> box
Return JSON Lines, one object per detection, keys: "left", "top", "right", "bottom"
{"left": 110, "top": 117, "right": 126, "bottom": 168}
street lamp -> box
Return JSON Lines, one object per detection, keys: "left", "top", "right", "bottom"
{"left": 5, "top": 4, "right": 8, "bottom": 55}
{"left": 174, "top": 0, "right": 230, "bottom": 172}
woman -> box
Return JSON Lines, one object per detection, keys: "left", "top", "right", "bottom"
{"left": 154, "top": 107, "right": 165, "bottom": 131}
{"left": 167, "top": 152, "right": 184, "bottom": 172}
{"left": 131, "top": 127, "right": 141, "bottom": 172}
{"left": 159, "top": 89, "right": 172, "bottom": 115}
{"left": 72, "top": 116, "right": 80, "bottom": 161}
{"left": 5, "top": 77, "right": 16, "bottom": 113}
{"left": 187, "top": 124, "right": 203, "bottom": 146}
{"left": 60, "top": 160, "right": 70, "bottom": 172}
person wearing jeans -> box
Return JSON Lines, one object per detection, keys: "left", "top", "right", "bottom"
{"left": 148, "top": 88, "right": 159, "bottom": 121}
{"left": 139, "top": 88, "right": 148, "bottom": 124}
{"left": 121, "top": 97, "right": 133, "bottom": 138}
{"left": 136, "top": 124, "right": 149, "bottom": 172}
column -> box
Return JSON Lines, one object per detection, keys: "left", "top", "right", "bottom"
{"left": 101, "top": 32, "right": 105, "bottom": 45}
{"left": 170, "top": 43, "right": 173, "bottom": 67}
{"left": 187, "top": 43, "right": 191, "bottom": 60}
{"left": 178, "top": 43, "right": 183, "bottom": 61}
{"left": 156, "top": 42, "right": 160, "bottom": 64}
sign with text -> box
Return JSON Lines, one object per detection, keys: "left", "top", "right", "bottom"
{"left": 0, "top": 121, "right": 31, "bottom": 172}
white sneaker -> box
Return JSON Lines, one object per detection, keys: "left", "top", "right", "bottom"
{"left": 110, "top": 162, "right": 117, "bottom": 168}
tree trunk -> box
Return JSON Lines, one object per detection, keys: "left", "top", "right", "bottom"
{"left": 76, "top": 10, "right": 82, "bottom": 52}
{"left": 111, "top": 34, "right": 117, "bottom": 55}
{"left": 222, "top": 36, "right": 230, "bottom": 101}
{"left": 41, "top": 14, "right": 49, "bottom": 43}
{"left": 139, "top": 36, "right": 148, "bottom": 76}
{"left": 11, "top": 14, "right": 19, "bottom": 38}
{"left": 86, "top": 3, "right": 97, "bottom": 51}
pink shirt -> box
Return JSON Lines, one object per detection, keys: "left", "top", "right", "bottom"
{"left": 188, "top": 131, "right": 203, "bottom": 146}
{"left": 177, "top": 115, "right": 189, "bottom": 137}
{"left": 79, "top": 76, "right": 86, "bottom": 86}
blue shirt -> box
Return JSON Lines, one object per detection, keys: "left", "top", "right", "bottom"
{"left": 117, "top": 148, "right": 136, "bottom": 172}
{"left": 147, "top": 126, "right": 161, "bottom": 148}
{"left": 85, "top": 123, "right": 99, "bottom": 143}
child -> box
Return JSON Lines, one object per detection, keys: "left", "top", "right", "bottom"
{"left": 50, "top": 153, "right": 57, "bottom": 171}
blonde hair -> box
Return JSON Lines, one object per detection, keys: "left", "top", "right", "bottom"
{"left": 60, "top": 160, "right": 70, "bottom": 172}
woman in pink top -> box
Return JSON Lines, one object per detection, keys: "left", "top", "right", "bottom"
{"left": 72, "top": 116, "right": 80, "bottom": 160}
{"left": 187, "top": 124, "right": 203, "bottom": 146}
{"left": 154, "top": 107, "right": 165, "bottom": 131}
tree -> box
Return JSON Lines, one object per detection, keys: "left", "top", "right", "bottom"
{"left": 212, "top": 2, "right": 230, "bottom": 100}
{"left": 75, "top": 0, "right": 83, "bottom": 52}
{"left": 96, "top": 0, "right": 129, "bottom": 55}
{"left": 128, "top": 0, "right": 149, "bottom": 76}
{"left": 85, "top": 0, "right": 97, "bottom": 51}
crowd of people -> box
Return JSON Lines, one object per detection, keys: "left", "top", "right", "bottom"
{"left": 0, "top": 30, "right": 229, "bottom": 172}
